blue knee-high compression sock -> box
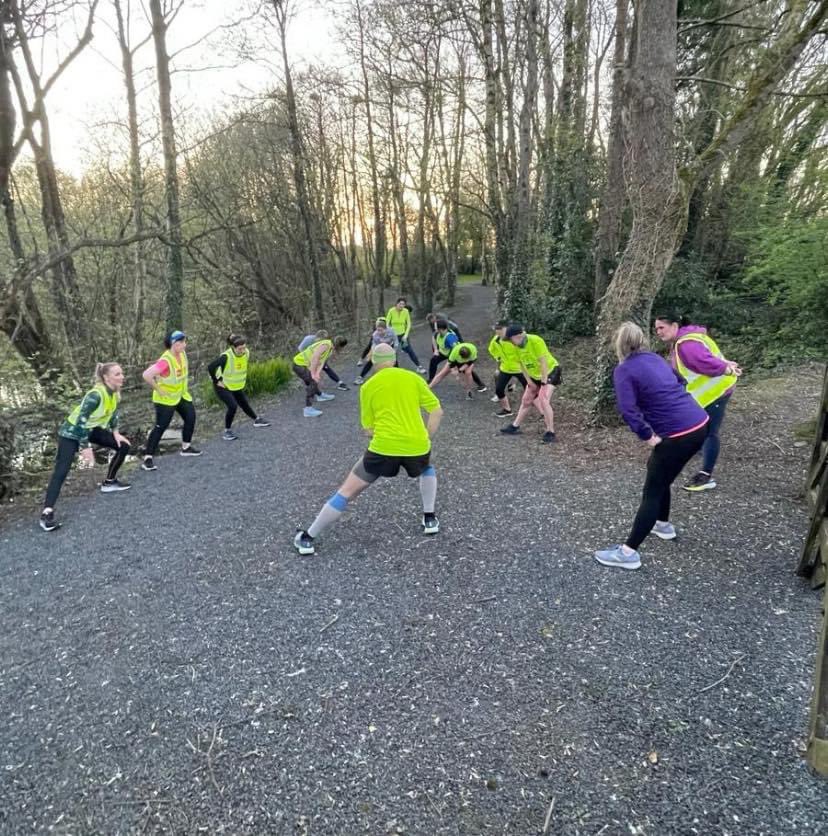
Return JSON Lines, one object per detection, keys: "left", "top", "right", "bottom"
{"left": 419, "top": 466, "right": 437, "bottom": 514}
{"left": 308, "top": 492, "right": 348, "bottom": 538}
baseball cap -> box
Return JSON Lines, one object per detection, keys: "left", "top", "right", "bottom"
{"left": 494, "top": 319, "right": 509, "bottom": 328}
{"left": 504, "top": 324, "right": 525, "bottom": 339}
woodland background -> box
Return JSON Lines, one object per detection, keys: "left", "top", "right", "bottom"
{"left": 0, "top": 0, "right": 826, "bottom": 493}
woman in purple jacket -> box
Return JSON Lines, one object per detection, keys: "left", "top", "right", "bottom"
{"left": 594, "top": 323, "right": 709, "bottom": 570}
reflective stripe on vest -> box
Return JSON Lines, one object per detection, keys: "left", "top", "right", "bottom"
{"left": 294, "top": 339, "right": 333, "bottom": 368}
{"left": 221, "top": 348, "right": 249, "bottom": 391}
{"left": 153, "top": 350, "right": 191, "bottom": 405}
{"left": 674, "top": 333, "right": 734, "bottom": 408}
{"left": 449, "top": 342, "right": 477, "bottom": 363}
{"left": 435, "top": 330, "right": 456, "bottom": 357}
{"left": 67, "top": 384, "right": 119, "bottom": 429}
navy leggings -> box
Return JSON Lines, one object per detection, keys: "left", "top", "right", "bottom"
{"left": 701, "top": 392, "right": 731, "bottom": 474}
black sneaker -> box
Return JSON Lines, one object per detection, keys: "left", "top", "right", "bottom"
{"left": 494, "top": 408, "right": 513, "bottom": 417}
{"left": 180, "top": 446, "right": 203, "bottom": 457}
{"left": 253, "top": 417, "right": 271, "bottom": 427}
{"left": 101, "top": 479, "right": 132, "bottom": 493}
{"left": 476, "top": 385, "right": 488, "bottom": 393}
{"left": 222, "top": 429, "right": 239, "bottom": 441}
{"left": 39, "top": 510, "right": 60, "bottom": 532}
{"left": 500, "top": 424, "right": 521, "bottom": 435}
{"left": 293, "top": 529, "right": 315, "bottom": 555}
{"left": 336, "top": 382, "right": 350, "bottom": 391}
{"left": 466, "top": 391, "right": 473, "bottom": 400}
{"left": 683, "top": 471, "right": 716, "bottom": 492}
{"left": 422, "top": 513, "right": 439, "bottom": 535}
{"left": 542, "top": 431, "right": 557, "bottom": 444}
{"left": 141, "top": 456, "right": 157, "bottom": 471}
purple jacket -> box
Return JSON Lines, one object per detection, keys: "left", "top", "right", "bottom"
{"left": 613, "top": 351, "right": 709, "bottom": 441}
{"left": 671, "top": 325, "right": 734, "bottom": 396}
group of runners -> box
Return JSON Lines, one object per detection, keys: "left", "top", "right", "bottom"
{"left": 39, "top": 300, "right": 741, "bottom": 574}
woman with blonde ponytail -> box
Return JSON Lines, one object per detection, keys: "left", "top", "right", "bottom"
{"left": 40, "top": 362, "right": 132, "bottom": 532}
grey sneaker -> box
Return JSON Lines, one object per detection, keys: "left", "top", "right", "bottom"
{"left": 316, "top": 392, "right": 335, "bottom": 402}
{"left": 222, "top": 429, "right": 239, "bottom": 441}
{"left": 353, "top": 376, "right": 364, "bottom": 385}
{"left": 293, "top": 530, "right": 315, "bottom": 555}
{"left": 101, "top": 479, "right": 132, "bottom": 493}
{"left": 253, "top": 417, "right": 271, "bottom": 427}
{"left": 303, "top": 406, "right": 322, "bottom": 417}
{"left": 594, "top": 545, "right": 641, "bottom": 570}
{"left": 651, "top": 521, "right": 677, "bottom": 540}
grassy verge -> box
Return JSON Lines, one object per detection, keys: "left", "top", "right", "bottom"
{"left": 201, "top": 356, "right": 294, "bottom": 406}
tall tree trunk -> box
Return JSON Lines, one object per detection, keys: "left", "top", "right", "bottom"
{"left": 387, "top": 73, "right": 412, "bottom": 300}
{"left": 593, "top": 0, "right": 628, "bottom": 303}
{"left": 149, "top": 0, "right": 184, "bottom": 331}
{"left": 594, "top": 0, "right": 687, "bottom": 414}
{"left": 270, "top": 0, "right": 325, "bottom": 324}
{"left": 114, "top": 0, "right": 148, "bottom": 359}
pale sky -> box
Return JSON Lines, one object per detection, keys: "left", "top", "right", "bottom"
{"left": 35, "top": 1, "right": 340, "bottom": 174}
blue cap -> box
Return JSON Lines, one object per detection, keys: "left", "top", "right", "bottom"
{"left": 169, "top": 330, "right": 186, "bottom": 343}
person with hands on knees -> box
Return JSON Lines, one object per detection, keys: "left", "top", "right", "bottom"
{"left": 594, "top": 322, "right": 709, "bottom": 570}
{"left": 654, "top": 313, "right": 742, "bottom": 492}
{"left": 293, "top": 343, "right": 443, "bottom": 556}
{"left": 429, "top": 342, "right": 486, "bottom": 399}
{"left": 141, "top": 330, "right": 202, "bottom": 471}
{"left": 292, "top": 334, "right": 347, "bottom": 417}
{"left": 297, "top": 330, "right": 349, "bottom": 391}
{"left": 40, "top": 362, "right": 132, "bottom": 532}
{"left": 207, "top": 333, "right": 271, "bottom": 441}
{"left": 386, "top": 297, "right": 426, "bottom": 374}
{"left": 499, "top": 325, "right": 560, "bottom": 443}
{"left": 488, "top": 320, "right": 526, "bottom": 416}
{"left": 354, "top": 318, "right": 398, "bottom": 384}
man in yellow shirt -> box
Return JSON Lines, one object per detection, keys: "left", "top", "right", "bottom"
{"left": 294, "top": 343, "right": 444, "bottom": 554}
{"left": 386, "top": 297, "right": 426, "bottom": 374}
{"left": 499, "top": 324, "right": 561, "bottom": 443}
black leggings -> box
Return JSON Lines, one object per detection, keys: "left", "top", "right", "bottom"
{"left": 213, "top": 385, "right": 257, "bottom": 428}
{"left": 626, "top": 425, "right": 707, "bottom": 550}
{"left": 495, "top": 371, "right": 527, "bottom": 399}
{"left": 145, "top": 399, "right": 196, "bottom": 455}
{"left": 428, "top": 354, "right": 447, "bottom": 382}
{"left": 44, "top": 428, "right": 130, "bottom": 508}
{"left": 293, "top": 364, "right": 320, "bottom": 407}
{"left": 360, "top": 357, "right": 399, "bottom": 377}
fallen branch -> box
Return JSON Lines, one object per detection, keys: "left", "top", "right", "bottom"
{"left": 542, "top": 796, "right": 556, "bottom": 834}
{"left": 319, "top": 614, "right": 340, "bottom": 634}
{"left": 698, "top": 654, "right": 747, "bottom": 694}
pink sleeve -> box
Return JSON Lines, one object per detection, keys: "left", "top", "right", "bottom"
{"left": 152, "top": 359, "right": 170, "bottom": 376}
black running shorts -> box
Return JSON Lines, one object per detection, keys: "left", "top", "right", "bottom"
{"left": 362, "top": 450, "right": 431, "bottom": 478}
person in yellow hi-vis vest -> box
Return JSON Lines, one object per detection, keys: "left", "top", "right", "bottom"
{"left": 141, "top": 330, "right": 203, "bottom": 471}
{"left": 39, "top": 362, "right": 132, "bottom": 532}
{"left": 655, "top": 313, "right": 742, "bottom": 492}
{"left": 207, "top": 333, "right": 271, "bottom": 441}
{"left": 292, "top": 335, "right": 348, "bottom": 417}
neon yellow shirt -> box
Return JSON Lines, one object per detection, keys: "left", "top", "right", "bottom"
{"left": 386, "top": 306, "right": 411, "bottom": 339}
{"left": 490, "top": 336, "right": 522, "bottom": 374}
{"left": 448, "top": 342, "right": 477, "bottom": 363}
{"left": 360, "top": 367, "right": 440, "bottom": 457}
{"left": 515, "top": 334, "right": 558, "bottom": 379}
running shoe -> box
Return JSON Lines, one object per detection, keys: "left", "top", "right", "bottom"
{"left": 417, "top": 366, "right": 427, "bottom": 375}
{"left": 100, "top": 479, "right": 132, "bottom": 493}
{"left": 39, "top": 510, "right": 60, "bottom": 532}
{"left": 542, "top": 431, "right": 557, "bottom": 444}
{"left": 293, "top": 529, "right": 315, "bottom": 555}
{"left": 476, "top": 385, "right": 488, "bottom": 393}
{"left": 594, "top": 545, "right": 641, "bottom": 570}
{"left": 180, "top": 446, "right": 203, "bottom": 456}
{"left": 141, "top": 456, "right": 157, "bottom": 471}
{"left": 303, "top": 406, "right": 323, "bottom": 417}
{"left": 494, "top": 408, "right": 513, "bottom": 417}
{"left": 651, "top": 521, "right": 677, "bottom": 540}
{"left": 223, "top": 429, "right": 239, "bottom": 441}
{"left": 500, "top": 424, "right": 521, "bottom": 435}
{"left": 683, "top": 471, "right": 716, "bottom": 492}
{"left": 336, "top": 382, "right": 350, "bottom": 391}
{"left": 466, "top": 391, "right": 473, "bottom": 400}
{"left": 354, "top": 376, "right": 364, "bottom": 385}
{"left": 422, "top": 513, "right": 440, "bottom": 535}
{"left": 253, "top": 417, "right": 271, "bottom": 427}
{"left": 316, "top": 392, "right": 335, "bottom": 402}
{"left": 490, "top": 394, "right": 500, "bottom": 402}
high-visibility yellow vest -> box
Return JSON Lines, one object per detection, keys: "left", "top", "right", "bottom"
{"left": 152, "top": 350, "right": 192, "bottom": 405}
{"left": 220, "top": 347, "right": 249, "bottom": 391}
{"left": 293, "top": 339, "right": 333, "bottom": 368}
{"left": 448, "top": 342, "right": 478, "bottom": 363}
{"left": 674, "top": 332, "right": 735, "bottom": 408}
{"left": 435, "top": 330, "right": 456, "bottom": 357}
{"left": 67, "top": 384, "right": 119, "bottom": 429}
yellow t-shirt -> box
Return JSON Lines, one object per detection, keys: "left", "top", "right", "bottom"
{"left": 516, "top": 334, "right": 558, "bottom": 379}
{"left": 386, "top": 306, "right": 411, "bottom": 338}
{"left": 360, "top": 367, "right": 440, "bottom": 457}
{"left": 491, "top": 336, "right": 523, "bottom": 374}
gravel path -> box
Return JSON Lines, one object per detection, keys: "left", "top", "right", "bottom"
{"left": 1, "top": 283, "right": 826, "bottom": 834}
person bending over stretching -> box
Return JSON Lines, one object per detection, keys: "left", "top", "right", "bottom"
{"left": 355, "top": 318, "right": 398, "bottom": 384}
{"left": 294, "top": 343, "right": 443, "bottom": 555}
{"left": 386, "top": 297, "right": 426, "bottom": 374}
{"left": 292, "top": 335, "right": 347, "bottom": 417}
{"left": 488, "top": 320, "right": 526, "bottom": 416}
{"left": 429, "top": 342, "right": 485, "bottom": 399}
{"left": 594, "top": 322, "right": 709, "bottom": 571}
{"left": 297, "top": 330, "right": 348, "bottom": 391}
{"left": 499, "top": 325, "right": 560, "bottom": 443}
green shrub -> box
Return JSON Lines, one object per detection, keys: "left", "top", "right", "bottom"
{"left": 201, "top": 356, "right": 294, "bottom": 406}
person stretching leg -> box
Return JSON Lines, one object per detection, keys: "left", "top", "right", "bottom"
{"left": 294, "top": 343, "right": 443, "bottom": 555}
{"left": 488, "top": 321, "right": 526, "bottom": 416}
{"left": 292, "top": 336, "right": 347, "bottom": 417}
{"left": 386, "top": 297, "right": 426, "bottom": 373}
